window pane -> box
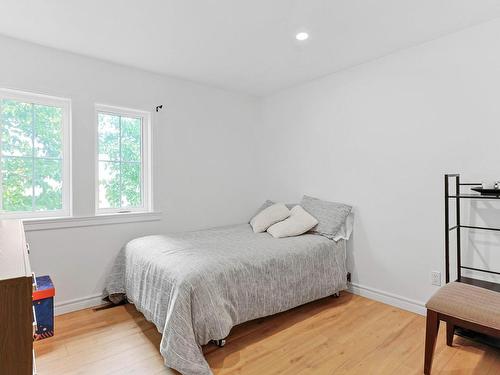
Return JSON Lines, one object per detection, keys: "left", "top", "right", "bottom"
{"left": 34, "top": 159, "right": 62, "bottom": 211}
{"left": 96, "top": 108, "right": 147, "bottom": 211}
{"left": 99, "top": 161, "right": 120, "bottom": 209}
{"left": 121, "top": 162, "right": 141, "bottom": 207}
{"left": 121, "top": 117, "right": 141, "bottom": 162}
{"left": 34, "top": 105, "right": 62, "bottom": 158}
{"left": 1, "top": 157, "right": 33, "bottom": 211}
{"left": 1, "top": 99, "right": 33, "bottom": 157}
{"left": 98, "top": 113, "right": 120, "bottom": 161}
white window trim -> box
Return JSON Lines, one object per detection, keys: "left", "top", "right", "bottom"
{"left": 23, "top": 210, "right": 161, "bottom": 232}
{"left": 94, "top": 103, "right": 152, "bottom": 215}
{"left": 0, "top": 88, "right": 72, "bottom": 220}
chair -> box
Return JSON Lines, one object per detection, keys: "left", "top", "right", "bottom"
{"left": 424, "top": 281, "right": 500, "bottom": 374}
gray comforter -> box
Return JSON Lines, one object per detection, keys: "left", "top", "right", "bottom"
{"left": 104, "top": 224, "right": 347, "bottom": 375}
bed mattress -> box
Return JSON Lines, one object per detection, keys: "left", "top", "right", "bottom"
{"left": 104, "top": 223, "right": 347, "bottom": 375}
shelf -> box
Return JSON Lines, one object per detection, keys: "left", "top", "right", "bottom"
{"left": 448, "top": 194, "right": 500, "bottom": 199}
{"left": 445, "top": 174, "right": 500, "bottom": 289}
{"left": 459, "top": 276, "right": 500, "bottom": 293}
{"left": 449, "top": 225, "right": 500, "bottom": 232}
{"left": 460, "top": 225, "right": 500, "bottom": 232}
{"left": 461, "top": 266, "right": 500, "bottom": 276}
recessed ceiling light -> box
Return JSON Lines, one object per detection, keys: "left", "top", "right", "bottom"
{"left": 295, "top": 32, "right": 309, "bottom": 41}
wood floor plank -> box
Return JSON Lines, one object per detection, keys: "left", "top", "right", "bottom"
{"left": 34, "top": 292, "right": 500, "bottom": 374}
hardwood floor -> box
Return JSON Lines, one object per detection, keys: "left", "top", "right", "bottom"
{"left": 34, "top": 292, "right": 500, "bottom": 375}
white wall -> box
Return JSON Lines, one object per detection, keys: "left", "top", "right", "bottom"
{"left": 0, "top": 35, "right": 261, "bottom": 313}
{"left": 5, "top": 17, "right": 500, "bottom": 317}
{"left": 258, "top": 18, "right": 500, "bottom": 313}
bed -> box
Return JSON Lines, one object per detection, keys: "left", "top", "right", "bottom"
{"left": 104, "top": 223, "right": 348, "bottom": 375}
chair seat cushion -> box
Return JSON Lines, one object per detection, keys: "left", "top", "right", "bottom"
{"left": 426, "top": 281, "right": 500, "bottom": 330}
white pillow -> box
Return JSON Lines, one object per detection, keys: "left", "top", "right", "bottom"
{"left": 267, "top": 205, "right": 318, "bottom": 238}
{"left": 250, "top": 203, "right": 290, "bottom": 233}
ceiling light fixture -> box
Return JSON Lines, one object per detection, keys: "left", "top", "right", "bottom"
{"left": 295, "top": 32, "right": 309, "bottom": 41}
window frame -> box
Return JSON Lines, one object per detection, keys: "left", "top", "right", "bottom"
{"left": 0, "top": 88, "right": 72, "bottom": 219}
{"left": 94, "top": 104, "right": 152, "bottom": 215}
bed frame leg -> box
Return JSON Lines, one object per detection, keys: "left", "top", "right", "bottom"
{"left": 332, "top": 292, "right": 340, "bottom": 298}
{"left": 213, "top": 339, "right": 226, "bottom": 347}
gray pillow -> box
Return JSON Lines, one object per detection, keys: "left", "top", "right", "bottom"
{"left": 300, "top": 195, "right": 352, "bottom": 240}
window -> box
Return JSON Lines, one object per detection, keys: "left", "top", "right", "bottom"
{"left": 0, "top": 89, "right": 71, "bottom": 219}
{"left": 96, "top": 104, "right": 151, "bottom": 214}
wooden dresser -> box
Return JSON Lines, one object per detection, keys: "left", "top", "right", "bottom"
{"left": 0, "top": 220, "right": 34, "bottom": 375}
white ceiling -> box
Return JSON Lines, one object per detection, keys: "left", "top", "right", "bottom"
{"left": 1, "top": 0, "right": 500, "bottom": 96}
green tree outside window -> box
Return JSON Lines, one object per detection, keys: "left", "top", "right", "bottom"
{"left": 1, "top": 99, "right": 63, "bottom": 212}
{"left": 97, "top": 113, "right": 142, "bottom": 209}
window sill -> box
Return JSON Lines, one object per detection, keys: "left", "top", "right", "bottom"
{"left": 23, "top": 211, "right": 162, "bottom": 232}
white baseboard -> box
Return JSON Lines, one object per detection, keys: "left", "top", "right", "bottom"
{"left": 54, "top": 293, "right": 106, "bottom": 316}
{"left": 54, "top": 285, "right": 426, "bottom": 317}
{"left": 348, "top": 282, "right": 426, "bottom": 316}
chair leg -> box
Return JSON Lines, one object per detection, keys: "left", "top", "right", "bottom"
{"left": 424, "top": 310, "right": 440, "bottom": 375}
{"left": 446, "top": 322, "right": 455, "bottom": 347}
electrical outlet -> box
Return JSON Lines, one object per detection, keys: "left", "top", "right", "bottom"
{"left": 431, "top": 271, "right": 441, "bottom": 286}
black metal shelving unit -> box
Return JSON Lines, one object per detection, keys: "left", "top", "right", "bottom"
{"left": 445, "top": 174, "right": 500, "bottom": 292}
